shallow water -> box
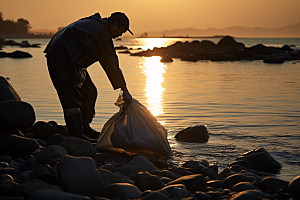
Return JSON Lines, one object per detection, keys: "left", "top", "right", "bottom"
{"left": 1, "top": 37, "right": 300, "bottom": 181}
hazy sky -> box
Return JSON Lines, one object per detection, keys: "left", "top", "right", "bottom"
{"left": 1, "top": 0, "right": 300, "bottom": 35}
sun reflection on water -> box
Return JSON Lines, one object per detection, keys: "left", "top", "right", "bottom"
{"left": 139, "top": 56, "right": 167, "bottom": 121}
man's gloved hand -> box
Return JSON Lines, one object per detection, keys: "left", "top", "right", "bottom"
{"left": 123, "top": 91, "right": 132, "bottom": 103}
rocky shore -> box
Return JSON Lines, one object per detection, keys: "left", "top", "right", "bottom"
{"left": 1, "top": 76, "right": 300, "bottom": 200}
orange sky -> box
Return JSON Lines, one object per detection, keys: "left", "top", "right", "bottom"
{"left": 1, "top": 0, "right": 300, "bottom": 35}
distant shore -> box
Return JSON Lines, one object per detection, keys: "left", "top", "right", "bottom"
{"left": 0, "top": 34, "right": 54, "bottom": 39}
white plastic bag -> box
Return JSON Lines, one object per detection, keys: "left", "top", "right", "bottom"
{"left": 95, "top": 95, "right": 172, "bottom": 157}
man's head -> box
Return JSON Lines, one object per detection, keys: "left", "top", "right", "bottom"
{"left": 108, "top": 12, "right": 133, "bottom": 39}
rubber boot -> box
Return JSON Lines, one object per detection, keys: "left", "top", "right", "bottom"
{"left": 81, "top": 103, "right": 100, "bottom": 139}
{"left": 64, "top": 111, "right": 97, "bottom": 143}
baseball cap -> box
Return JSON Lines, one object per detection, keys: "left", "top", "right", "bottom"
{"left": 110, "top": 12, "right": 133, "bottom": 35}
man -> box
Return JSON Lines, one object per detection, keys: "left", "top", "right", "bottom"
{"left": 44, "top": 12, "right": 133, "bottom": 143}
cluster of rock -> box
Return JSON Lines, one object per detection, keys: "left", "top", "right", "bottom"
{"left": 0, "top": 38, "right": 40, "bottom": 48}
{"left": 119, "top": 36, "right": 300, "bottom": 64}
{"left": 0, "top": 39, "right": 36, "bottom": 58}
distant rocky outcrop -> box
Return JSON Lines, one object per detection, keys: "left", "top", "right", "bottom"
{"left": 0, "top": 38, "right": 40, "bottom": 48}
{"left": 0, "top": 50, "right": 32, "bottom": 58}
{"left": 130, "top": 36, "right": 300, "bottom": 64}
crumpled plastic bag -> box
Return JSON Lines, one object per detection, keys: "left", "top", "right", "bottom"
{"left": 95, "top": 95, "right": 173, "bottom": 157}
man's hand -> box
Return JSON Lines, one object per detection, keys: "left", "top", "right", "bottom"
{"left": 123, "top": 91, "right": 132, "bottom": 103}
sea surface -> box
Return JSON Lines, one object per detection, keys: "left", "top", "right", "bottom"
{"left": 1, "top": 37, "right": 300, "bottom": 181}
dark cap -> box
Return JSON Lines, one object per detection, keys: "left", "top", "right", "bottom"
{"left": 110, "top": 12, "right": 133, "bottom": 35}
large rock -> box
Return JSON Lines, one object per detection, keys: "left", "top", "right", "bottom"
{"left": 166, "top": 174, "right": 207, "bottom": 191}
{"left": 20, "top": 179, "right": 60, "bottom": 194}
{"left": 141, "top": 191, "right": 169, "bottom": 200}
{"left": 59, "top": 137, "right": 97, "bottom": 157}
{"left": 0, "top": 76, "right": 21, "bottom": 101}
{"left": 36, "top": 145, "right": 68, "bottom": 164}
{"left": 210, "top": 54, "right": 236, "bottom": 61}
{"left": 230, "top": 148, "right": 282, "bottom": 174}
{"left": 230, "top": 189, "right": 266, "bottom": 200}
{"left": 135, "top": 171, "right": 162, "bottom": 191}
{"left": 217, "top": 36, "right": 245, "bottom": 48}
{"left": 27, "top": 121, "right": 69, "bottom": 141}
{"left": 103, "top": 183, "right": 142, "bottom": 200}
{"left": 223, "top": 174, "right": 256, "bottom": 189}
{"left": 249, "top": 44, "right": 273, "bottom": 55}
{"left": 120, "top": 156, "right": 159, "bottom": 176}
{"left": 29, "top": 189, "right": 91, "bottom": 200}
{"left": 29, "top": 164, "right": 58, "bottom": 185}
{"left": 8, "top": 50, "right": 32, "bottom": 58}
{"left": 263, "top": 57, "right": 284, "bottom": 64}
{"left": 175, "top": 125, "right": 209, "bottom": 143}
{"left": 8, "top": 135, "right": 39, "bottom": 158}
{"left": 260, "top": 177, "right": 289, "bottom": 192}
{"left": 44, "top": 134, "right": 67, "bottom": 147}
{"left": 288, "top": 175, "right": 300, "bottom": 199}
{"left": 57, "top": 155, "right": 104, "bottom": 196}
{"left": 159, "top": 184, "right": 187, "bottom": 194}
{"left": 232, "top": 182, "right": 259, "bottom": 192}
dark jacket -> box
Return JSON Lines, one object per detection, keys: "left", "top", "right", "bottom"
{"left": 44, "top": 13, "right": 126, "bottom": 90}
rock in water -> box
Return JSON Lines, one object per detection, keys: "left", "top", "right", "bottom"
{"left": 230, "top": 148, "right": 281, "bottom": 173}
{"left": 8, "top": 50, "right": 32, "bottom": 58}
{"left": 263, "top": 57, "right": 284, "bottom": 64}
{"left": 57, "top": 155, "right": 104, "bottom": 196}
{"left": 175, "top": 125, "right": 209, "bottom": 143}
{"left": 288, "top": 175, "right": 300, "bottom": 199}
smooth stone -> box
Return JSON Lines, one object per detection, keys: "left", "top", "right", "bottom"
{"left": 0, "top": 180, "right": 29, "bottom": 197}
{"left": 170, "top": 186, "right": 189, "bottom": 198}
{"left": 195, "top": 191, "right": 212, "bottom": 200}
{"left": 29, "top": 164, "right": 58, "bottom": 185}
{"left": 232, "top": 182, "right": 259, "bottom": 192}
{"left": 175, "top": 125, "right": 209, "bottom": 143}
{"left": 207, "top": 180, "right": 224, "bottom": 189}
{"left": 230, "top": 189, "right": 266, "bottom": 200}
{"left": 19, "top": 155, "right": 37, "bottom": 171}
{"left": 0, "top": 196, "right": 25, "bottom": 200}
{"left": 141, "top": 191, "right": 169, "bottom": 200}
{"left": 0, "top": 162, "right": 9, "bottom": 168}
{"left": 14, "top": 172, "right": 30, "bottom": 183}
{"left": 0, "top": 174, "right": 14, "bottom": 180}
{"left": 230, "top": 148, "right": 282, "bottom": 174}
{"left": 20, "top": 179, "right": 60, "bottom": 194}
{"left": 168, "top": 166, "right": 194, "bottom": 176}
{"left": 151, "top": 170, "right": 180, "bottom": 180}
{"left": 102, "top": 163, "right": 115, "bottom": 172}
{"left": 0, "top": 76, "right": 21, "bottom": 101}
{"left": 160, "top": 177, "right": 173, "bottom": 184}
{"left": 103, "top": 183, "right": 142, "bottom": 200}
{"left": 120, "top": 156, "right": 159, "bottom": 176}
{"left": 27, "top": 121, "right": 68, "bottom": 141}
{"left": 8, "top": 51, "right": 32, "bottom": 58}
{"left": 44, "top": 134, "right": 67, "bottom": 147}
{"left": 28, "top": 189, "right": 91, "bottom": 200}
{"left": 223, "top": 174, "right": 256, "bottom": 189}
{"left": 260, "top": 177, "right": 289, "bottom": 192}
{"left": 166, "top": 174, "right": 207, "bottom": 192}
{"left": 92, "top": 153, "right": 106, "bottom": 165}
{"left": 182, "top": 160, "right": 205, "bottom": 169}
{"left": 201, "top": 165, "right": 218, "bottom": 180}
{"left": 57, "top": 155, "right": 104, "bottom": 196}
{"left": 135, "top": 171, "right": 162, "bottom": 191}
{"left": 36, "top": 145, "right": 68, "bottom": 164}
{"left": 5, "top": 167, "right": 20, "bottom": 175}
{"left": 100, "top": 171, "right": 134, "bottom": 188}
{"left": 151, "top": 160, "right": 170, "bottom": 169}
{"left": 288, "top": 175, "right": 300, "bottom": 199}
{"left": 217, "top": 36, "right": 245, "bottom": 48}
{"left": 59, "top": 136, "right": 97, "bottom": 157}
{"left": 7, "top": 135, "right": 39, "bottom": 158}
{"left": 159, "top": 184, "right": 187, "bottom": 194}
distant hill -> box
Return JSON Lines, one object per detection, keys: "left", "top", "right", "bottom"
{"left": 140, "top": 23, "right": 300, "bottom": 38}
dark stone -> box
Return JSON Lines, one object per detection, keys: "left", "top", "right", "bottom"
{"left": 35, "top": 145, "right": 68, "bottom": 164}
{"left": 119, "top": 50, "right": 131, "bottom": 54}
{"left": 29, "top": 164, "right": 59, "bottom": 185}
{"left": 0, "top": 52, "right": 8, "bottom": 57}
{"left": 27, "top": 121, "right": 69, "bottom": 141}
{"left": 8, "top": 51, "right": 32, "bottom": 58}
{"left": 59, "top": 136, "right": 97, "bottom": 157}
{"left": 207, "top": 180, "right": 224, "bottom": 189}
{"left": 195, "top": 191, "right": 212, "bottom": 200}
{"left": 200, "top": 40, "right": 216, "bottom": 48}
{"left": 168, "top": 166, "right": 194, "bottom": 176}
{"left": 0, "top": 180, "right": 29, "bottom": 198}
{"left": 249, "top": 44, "right": 272, "bottom": 55}
{"left": 0, "top": 76, "right": 21, "bottom": 101}
{"left": 182, "top": 160, "right": 205, "bottom": 169}
{"left": 0, "top": 134, "right": 9, "bottom": 154}
{"left": 159, "top": 183, "right": 186, "bottom": 194}
{"left": 166, "top": 174, "right": 207, "bottom": 192}
{"left": 150, "top": 170, "right": 179, "bottom": 180}
{"left": 217, "top": 36, "right": 245, "bottom": 48}
{"left": 201, "top": 165, "right": 218, "bottom": 180}
{"left": 175, "top": 125, "right": 209, "bottom": 143}
{"left": 170, "top": 186, "right": 189, "bottom": 198}
{"left": 19, "top": 155, "right": 37, "bottom": 171}
{"left": 281, "top": 45, "right": 293, "bottom": 52}
{"left": 151, "top": 160, "right": 170, "bottom": 169}
{"left": 263, "top": 57, "right": 284, "bottom": 64}
{"left": 8, "top": 135, "right": 39, "bottom": 158}
{"left": 103, "top": 183, "right": 142, "bottom": 200}
{"left": 120, "top": 156, "right": 159, "bottom": 176}
{"left": 141, "top": 191, "right": 169, "bottom": 200}
{"left": 115, "top": 45, "right": 128, "bottom": 50}
{"left": 231, "top": 50, "right": 255, "bottom": 59}
{"left": 260, "top": 177, "right": 289, "bottom": 192}
{"left": 288, "top": 175, "right": 300, "bottom": 199}
{"left": 230, "top": 148, "right": 282, "bottom": 174}
{"left": 135, "top": 171, "right": 162, "bottom": 191}
{"left": 210, "top": 54, "right": 236, "bottom": 61}
{"left": 29, "top": 189, "right": 89, "bottom": 200}
{"left": 230, "top": 189, "right": 266, "bottom": 200}
{"left": 160, "top": 55, "right": 173, "bottom": 62}
{"left": 232, "top": 182, "right": 259, "bottom": 192}
{"left": 223, "top": 174, "right": 256, "bottom": 189}
{"left": 92, "top": 153, "right": 107, "bottom": 165}
{"left": 44, "top": 134, "right": 67, "bottom": 147}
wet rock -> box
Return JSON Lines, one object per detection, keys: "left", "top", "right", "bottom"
{"left": 14, "top": 172, "right": 30, "bottom": 183}
{"left": 170, "top": 186, "right": 189, "bottom": 198}
{"left": 120, "top": 156, "right": 159, "bottom": 176}
{"left": 20, "top": 179, "right": 59, "bottom": 194}
{"left": 195, "top": 191, "right": 212, "bottom": 200}
{"left": 141, "top": 191, "right": 169, "bottom": 200}
{"left": 201, "top": 165, "right": 218, "bottom": 180}
{"left": 135, "top": 171, "right": 162, "bottom": 191}
{"left": 44, "top": 134, "right": 67, "bottom": 147}
{"left": 281, "top": 45, "right": 293, "bottom": 52}
{"left": 210, "top": 54, "right": 236, "bottom": 61}
{"left": 182, "top": 160, "right": 205, "bottom": 169}
{"left": 36, "top": 145, "right": 68, "bottom": 164}
{"left": 100, "top": 171, "right": 134, "bottom": 188}
{"left": 200, "top": 40, "right": 216, "bottom": 48}
{"left": 57, "top": 155, "right": 104, "bottom": 196}
{"left": 151, "top": 170, "right": 180, "bottom": 180}
{"left": 0, "top": 174, "right": 13, "bottom": 181}
{"left": 159, "top": 183, "right": 187, "bottom": 194}
{"left": 160, "top": 177, "right": 173, "bottom": 184}
{"left": 230, "top": 189, "right": 266, "bottom": 200}
{"left": 288, "top": 175, "right": 300, "bottom": 199}
{"left": 249, "top": 44, "right": 273, "bottom": 55}
{"left": 232, "top": 182, "right": 259, "bottom": 192}
{"left": 152, "top": 160, "right": 170, "bottom": 169}
{"left": 103, "top": 183, "right": 142, "bottom": 200}
{"left": 217, "top": 36, "right": 245, "bottom": 48}
{"left": 7, "top": 51, "right": 32, "bottom": 58}
{"left": 29, "top": 189, "right": 90, "bottom": 200}
{"left": 0, "top": 76, "right": 21, "bottom": 101}
{"left": 59, "top": 136, "right": 97, "bottom": 157}
{"left": 0, "top": 101, "right": 35, "bottom": 134}
{"left": 166, "top": 174, "right": 207, "bottom": 192}
{"left": 27, "top": 121, "right": 68, "bottom": 141}
{"left": 207, "top": 180, "right": 224, "bottom": 189}
{"left": 223, "top": 174, "right": 256, "bottom": 189}
{"left": 263, "top": 57, "right": 284, "bottom": 64}
{"left": 8, "top": 135, "right": 39, "bottom": 158}
{"left": 230, "top": 148, "right": 282, "bottom": 174}
{"left": 175, "top": 125, "right": 209, "bottom": 143}
{"left": 260, "top": 177, "right": 289, "bottom": 192}
{"left": 168, "top": 166, "right": 194, "bottom": 176}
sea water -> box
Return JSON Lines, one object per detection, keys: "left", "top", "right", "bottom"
{"left": 0, "top": 37, "right": 299, "bottom": 181}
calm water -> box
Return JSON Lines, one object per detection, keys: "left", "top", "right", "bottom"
{"left": 1, "top": 37, "right": 300, "bottom": 181}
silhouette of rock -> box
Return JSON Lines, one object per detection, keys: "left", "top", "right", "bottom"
{"left": 175, "top": 125, "right": 209, "bottom": 143}
{"left": 263, "top": 57, "right": 284, "bottom": 64}
{"left": 210, "top": 54, "right": 236, "bottom": 61}
{"left": 281, "top": 45, "right": 293, "bottom": 52}
{"left": 9, "top": 51, "right": 32, "bottom": 58}
{"left": 217, "top": 36, "right": 245, "bottom": 48}
{"left": 289, "top": 175, "right": 300, "bottom": 199}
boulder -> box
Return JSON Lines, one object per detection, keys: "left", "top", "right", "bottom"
{"left": 21, "top": 176, "right": 59, "bottom": 193}
{"left": 170, "top": 186, "right": 189, "bottom": 198}
{"left": 281, "top": 45, "right": 293, "bottom": 52}
{"left": 168, "top": 166, "right": 194, "bottom": 176}
{"left": 260, "top": 177, "right": 289, "bottom": 192}
{"left": 100, "top": 171, "right": 134, "bottom": 188}
{"left": 263, "top": 57, "right": 284, "bottom": 64}
{"left": 232, "top": 182, "right": 259, "bottom": 192}
{"left": 8, "top": 135, "right": 39, "bottom": 158}
{"left": 120, "top": 156, "right": 159, "bottom": 176}
{"left": 44, "top": 134, "right": 67, "bottom": 147}
{"left": 18, "top": 155, "right": 37, "bottom": 171}
{"left": 207, "top": 180, "right": 223, "bottom": 189}
{"left": 0, "top": 76, "right": 21, "bottom": 101}
{"left": 288, "top": 175, "right": 300, "bottom": 199}
{"left": 0, "top": 179, "right": 29, "bottom": 197}
{"left": 29, "top": 189, "right": 90, "bottom": 200}
{"left": 201, "top": 165, "right": 218, "bottom": 180}
{"left": 217, "top": 36, "right": 245, "bottom": 48}
{"left": 103, "top": 183, "right": 142, "bottom": 200}
{"left": 59, "top": 136, "right": 97, "bottom": 157}
{"left": 223, "top": 174, "right": 256, "bottom": 189}
{"left": 249, "top": 44, "right": 272, "bottom": 55}
{"left": 57, "top": 155, "right": 104, "bottom": 196}
{"left": 230, "top": 189, "right": 266, "bottom": 200}
{"left": 8, "top": 51, "right": 32, "bottom": 58}
{"left": 175, "top": 125, "right": 209, "bottom": 143}
{"left": 141, "top": 191, "right": 169, "bottom": 200}
{"left": 195, "top": 191, "right": 212, "bottom": 200}
{"left": 159, "top": 184, "right": 187, "bottom": 194}
{"left": 230, "top": 148, "right": 282, "bottom": 173}
{"left": 27, "top": 121, "right": 69, "bottom": 141}
{"left": 166, "top": 174, "right": 207, "bottom": 191}
{"left": 200, "top": 40, "right": 216, "bottom": 48}
{"left": 29, "top": 164, "right": 58, "bottom": 185}
{"left": 151, "top": 170, "right": 180, "bottom": 180}
{"left": 35, "top": 145, "right": 68, "bottom": 164}
{"left": 135, "top": 171, "right": 162, "bottom": 191}
{"left": 182, "top": 160, "right": 205, "bottom": 169}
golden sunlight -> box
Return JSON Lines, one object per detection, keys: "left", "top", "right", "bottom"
{"left": 139, "top": 56, "right": 167, "bottom": 117}
{"left": 141, "top": 38, "right": 167, "bottom": 50}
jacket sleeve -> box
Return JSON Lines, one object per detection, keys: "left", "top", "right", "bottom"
{"left": 92, "top": 29, "right": 127, "bottom": 90}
